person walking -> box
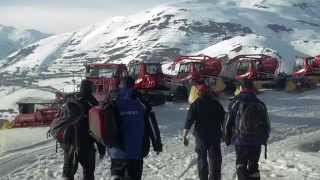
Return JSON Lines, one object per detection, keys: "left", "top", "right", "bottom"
{"left": 183, "top": 84, "right": 225, "bottom": 180}
{"left": 224, "top": 79, "right": 270, "bottom": 180}
{"left": 109, "top": 76, "right": 162, "bottom": 180}
{"left": 61, "top": 79, "right": 106, "bottom": 180}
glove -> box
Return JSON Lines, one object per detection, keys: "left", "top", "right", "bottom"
{"left": 154, "top": 143, "right": 163, "bottom": 155}
{"left": 99, "top": 152, "right": 105, "bottom": 159}
{"left": 183, "top": 136, "right": 189, "bottom": 146}
{"left": 97, "top": 144, "right": 106, "bottom": 157}
{"left": 96, "top": 152, "right": 105, "bottom": 165}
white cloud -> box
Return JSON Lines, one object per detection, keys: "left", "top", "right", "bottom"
{"left": 0, "top": 0, "right": 172, "bottom": 34}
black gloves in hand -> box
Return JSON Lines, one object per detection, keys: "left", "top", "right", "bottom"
{"left": 154, "top": 143, "right": 163, "bottom": 155}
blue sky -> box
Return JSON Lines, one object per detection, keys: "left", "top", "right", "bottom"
{"left": 0, "top": 0, "right": 171, "bottom": 34}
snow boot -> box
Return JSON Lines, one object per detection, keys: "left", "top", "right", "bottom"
{"left": 111, "top": 175, "right": 122, "bottom": 180}
{"left": 61, "top": 176, "right": 74, "bottom": 180}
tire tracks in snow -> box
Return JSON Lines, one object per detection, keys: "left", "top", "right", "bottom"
{"left": 0, "top": 140, "right": 55, "bottom": 177}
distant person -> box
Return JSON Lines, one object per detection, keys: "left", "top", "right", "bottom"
{"left": 109, "top": 76, "right": 163, "bottom": 180}
{"left": 224, "top": 79, "right": 270, "bottom": 180}
{"left": 183, "top": 84, "right": 225, "bottom": 180}
{"left": 50, "top": 79, "right": 106, "bottom": 180}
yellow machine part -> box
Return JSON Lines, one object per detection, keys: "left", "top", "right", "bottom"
{"left": 308, "top": 76, "right": 320, "bottom": 84}
{"left": 253, "top": 81, "right": 263, "bottom": 90}
{"left": 188, "top": 85, "right": 199, "bottom": 104}
{"left": 285, "top": 80, "right": 297, "bottom": 92}
{"left": 212, "top": 78, "right": 226, "bottom": 92}
{"left": 0, "top": 120, "right": 14, "bottom": 130}
{"left": 234, "top": 86, "right": 242, "bottom": 96}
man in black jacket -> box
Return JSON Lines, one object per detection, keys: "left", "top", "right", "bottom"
{"left": 224, "top": 80, "right": 270, "bottom": 180}
{"left": 183, "top": 84, "right": 225, "bottom": 180}
{"left": 62, "top": 79, "right": 105, "bottom": 180}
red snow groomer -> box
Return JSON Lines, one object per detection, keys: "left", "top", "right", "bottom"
{"left": 128, "top": 61, "right": 171, "bottom": 106}
{"left": 85, "top": 63, "right": 128, "bottom": 102}
{"left": 220, "top": 54, "right": 281, "bottom": 90}
{"left": 171, "top": 55, "right": 223, "bottom": 100}
{"left": 13, "top": 98, "right": 59, "bottom": 128}
{"left": 287, "top": 55, "right": 320, "bottom": 91}
{"left": 293, "top": 55, "right": 320, "bottom": 80}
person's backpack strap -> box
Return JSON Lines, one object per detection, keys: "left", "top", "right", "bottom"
{"left": 148, "top": 111, "right": 162, "bottom": 153}
{"left": 224, "top": 99, "right": 241, "bottom": 145}
{"left": 235, "top": 100, "right": 244, "bottom": 135}
{"left": 264, "top": 144, "right": 268, "bottom": 159}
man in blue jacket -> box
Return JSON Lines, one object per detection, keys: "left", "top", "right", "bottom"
{"left": 224, "top": 79, "right": 270, "bottom": 180}
{"left": 110, "top": 76, "right": 162, "bottom": 180}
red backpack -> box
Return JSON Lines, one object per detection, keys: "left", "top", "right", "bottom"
{"left": 89, "top": 102, "right": 119, "bottom": 147}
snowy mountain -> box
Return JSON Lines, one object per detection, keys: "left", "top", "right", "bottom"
{"left": 0, "top": 25, "right": 51, "bottom": 61}
{"left": 1, "top": 0, "right": 319, "bottom": 77}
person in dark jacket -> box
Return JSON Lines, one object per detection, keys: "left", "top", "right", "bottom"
{"left": 110, "top": 76, "right": 162, "bottom": 180}
{"left": 62, "top": 79, "right": 106, "bottom": 180}
{"left": 183, "top": 84, "right": 225, "bottom": 180}
{"left": 224, "top": 79, "right": 270, "bottom": 180}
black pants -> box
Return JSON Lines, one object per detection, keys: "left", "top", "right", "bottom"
{"left": 235, "top": 145, "right": 261, "bottom": 180}
{"left": 111, "top": 159, "right": 143, "bottom": 180}
{"left": 195, "top": 138, "right": 222, "bottom": 180}
{"left": 62, "top": 143, "right": 96, "bottom": 180}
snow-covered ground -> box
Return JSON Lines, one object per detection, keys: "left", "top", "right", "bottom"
{"left": 1, "top": 89, "right": 320, "bottom": 180}
{"left": 0, "top": 127, "right": 50, "bottom": 155}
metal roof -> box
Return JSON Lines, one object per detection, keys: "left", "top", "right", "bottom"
{"left": 16, "top": 97, "right": 55, "bottom": 104}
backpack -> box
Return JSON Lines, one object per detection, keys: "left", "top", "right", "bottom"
{"left": 89, "top": 101, "right": 119, "bottom": 147}
{"left": 236, "top": 99, "right": 270, "bottom": 144}
{"left": 48, "top": 95, "right": 85, "bottom": 147}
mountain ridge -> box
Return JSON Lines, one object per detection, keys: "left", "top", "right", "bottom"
{"left": 0, "top": 24, "right": 51, "bottom": 60}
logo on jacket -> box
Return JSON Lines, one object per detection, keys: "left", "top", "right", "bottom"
{"left": 120, "top": 111, "right": 139, "bottom": 116}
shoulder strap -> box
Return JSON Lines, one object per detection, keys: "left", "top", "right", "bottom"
{"left": 265, "top": 144, "right": 267, "bottom": 159}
